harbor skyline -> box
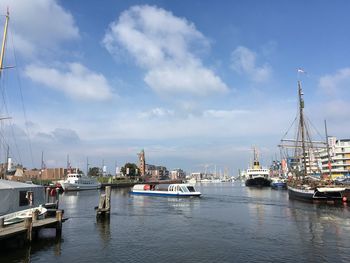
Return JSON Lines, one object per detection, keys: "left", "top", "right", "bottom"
{"left": 0, "top": 0, "right": 349, "bottom": 172}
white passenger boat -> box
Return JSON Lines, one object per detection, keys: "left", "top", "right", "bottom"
{"left": 131, "top": 183, "right": 201, "bottom": 197}
{"left": 61, "top": 173, "right": 101, "bottom": 191}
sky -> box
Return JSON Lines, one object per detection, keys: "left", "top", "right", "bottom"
{"left": 0, "top": 0, "right": 349, "bottom": 175}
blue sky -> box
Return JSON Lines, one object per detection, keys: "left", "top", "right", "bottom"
{"left": 0, "top": 0, "right": 349, "bottom": 175}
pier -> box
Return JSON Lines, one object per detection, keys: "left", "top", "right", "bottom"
{"left": 0, "top": 210, "right": 65, "bottom": 246}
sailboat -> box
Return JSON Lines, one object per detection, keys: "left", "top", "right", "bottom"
{"left": 280, "top": 79, "right": 345, "bottom": 202}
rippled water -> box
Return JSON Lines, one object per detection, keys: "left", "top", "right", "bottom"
{"left": 2, "top": 182, "right": 350, "bottom": 263}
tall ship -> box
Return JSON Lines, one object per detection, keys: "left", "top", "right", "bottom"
{"left": 280, "top": 77, "right": 345, "bottom": 202}
{"left": 61, "top": 173, "right": 101, "bottom": 191}
{"left": 245, "top": 148, "right": 271, "bottom": 187}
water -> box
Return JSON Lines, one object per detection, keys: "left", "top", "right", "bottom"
{"left": 2, "top": 183, "right": 350, "bottom": 263}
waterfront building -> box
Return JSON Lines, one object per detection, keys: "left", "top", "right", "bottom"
{"left": 145, "top": 164, "right": 169, "bottom": 181}
{"left": 191, "top": 172, "right": 203, "bottom": 181}
{"left": 170, "top": 168, "right": 186, "bottom": 180}
{"left": 319, "top": 137, "right": 350, "bottom": 178}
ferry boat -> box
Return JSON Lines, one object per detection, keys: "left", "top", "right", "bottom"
{"left": 61, "top": 173, "right": 101, "bottom": 191}
{"left": 245, "top": 148, "right": 271, "bottom": 187}
{"left": 131, "top": 183, "right": 201, "bottom": 197}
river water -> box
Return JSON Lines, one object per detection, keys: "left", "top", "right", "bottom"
{"left": 2, "top": 182, "right": 350, "bottom": 263}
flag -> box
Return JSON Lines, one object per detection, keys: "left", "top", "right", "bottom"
{"left": 328, "top": 161, "right": 332, "bottom": 170}
{"left": 297, "top": 68, "right": 306, "bottom": 74}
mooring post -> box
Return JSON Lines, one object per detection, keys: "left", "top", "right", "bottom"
{"left": 24, "top": 217, "right": 33, "bottom": 242}
{"left": 32, "top": 209, "right": 39, "bottom": 222}
{"left": 46, "top": 187, "right": 50, "bottom": 203}
{"left": 55, "top": 187, "right": 60, "bottom": 208}
{"left": 0, "top": 217, "right": 4, "bottom": 229}
{"left": 105, "top": 186, "right": 111, "bottom": 213}
{"left": 56, "top": 210, "right": 63, "bottom": 236}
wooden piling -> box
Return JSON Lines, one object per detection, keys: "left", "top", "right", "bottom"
{"left": 0, "top": 217, "right": 4, "bottom": 229}
{"left": 24, "top": 217, "right": 32, "bottom": 242}
{"left": 56, "top": 210, "right": 63, "bottom": 236}
{"left": 96, "top": 186, "right": 111, "bottom": 218}
{"left": 105, "top": 186, "right": 111, "bottom": 212}
{"left": 46, "top": 187, "right": 50, "bottom": 203}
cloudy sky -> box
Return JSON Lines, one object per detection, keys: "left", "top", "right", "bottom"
{"left": 0, "top": 0, "right": 349, "bottom": 175}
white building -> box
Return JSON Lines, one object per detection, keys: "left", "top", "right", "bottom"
{"left": 319, "top": 137, "right": 350, "bottom": 178}
{"left": 170, "top": 169, "right": 186, "bottom": 180}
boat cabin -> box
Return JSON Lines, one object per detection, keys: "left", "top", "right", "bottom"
{"left": 0, "top": 179, "right": 45, "bottom": 216}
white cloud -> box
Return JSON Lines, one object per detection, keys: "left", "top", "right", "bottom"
{"left": 103, "top": 5, "right": 228, "bottom": 96}
{"left": 231, "top": 46, "right": 271, "bottom": 82}
{"left": 203, "top": 109, "right": 249, "bottom": 118}
{"left": 24, "top": 63, "right": 113, "bottom": 101}
{"left": 318, "top": 68, "right": 350, "bottom": 94}
{"left": 0, "top": 0, "right": 79, "bottom": 57}
{"left": 139, "top": 107, "right": 175, "bottom": 119}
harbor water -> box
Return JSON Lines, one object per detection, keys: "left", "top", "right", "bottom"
{"left": 2, "top": 182, "right": 350, "bottom": 263}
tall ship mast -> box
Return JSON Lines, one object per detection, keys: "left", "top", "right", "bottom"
{"left": 280, "top": 75, "right": 346, "bottom": 203}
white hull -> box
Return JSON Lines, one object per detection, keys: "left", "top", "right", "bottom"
{"left": 61, "top": 173, "right": 101, "bottom": 191}
{"left": 131, "top": 190, "right": 201, "bottom": 197}
{"left": 0, "top": 206, "right": 47, "bottom": 226}
{"left": 61, "top": 182, "right": 100, "bottom": 191}
{"left": 131, "top": 183, "right": 201, "bottom": 197}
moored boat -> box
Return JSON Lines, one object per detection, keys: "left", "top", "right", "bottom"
{"left": 245, "top": 148, "right": 271, "bottom": 187}
{"left": 131, "top": 183, "right": 201, "bottom": 197}
{"left": 287, "top": 184, "right": 345, "bottom": 202}
{"left": 271, "top": 177, "right": 287, "bottom": 189}
{"left": 281, "top": 76, "right": 347, "bottom": 203}
{"left": 1, "top": 205, "right": 47, "bottom": 226}
{"left": 61, "top": 173, "right": 101, "bottom": 191}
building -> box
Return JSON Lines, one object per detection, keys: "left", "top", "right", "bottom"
{"left": 146, "top": 164, "right": 169, "bottom": 181}
{"left": 170, "top": 169, "right": 186, "bottom": 180}
{"left": 138, "top": 149, "right": 146, "bottom": 176}
{"left": 23, "top": 168, "right": 67, "bottom": 181}
{"left": 190, "top": 172, "right": 203, "bottom": 181}
{"left": 319, "top": 137, "right": 350, "bottom": 178}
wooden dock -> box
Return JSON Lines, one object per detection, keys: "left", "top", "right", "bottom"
{"left": 0, "top": 210, "right": 65, "bottom": 243}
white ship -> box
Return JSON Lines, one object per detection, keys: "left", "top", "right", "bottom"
{"left": 61, "top": 173, "right": 101, "bottom": 191}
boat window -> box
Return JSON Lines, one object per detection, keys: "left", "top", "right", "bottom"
{"left": 187, "top": 186, "right": 196, "bottom": 192}
{"left": 19, "top": 191, "right": 33, "bottom": 206}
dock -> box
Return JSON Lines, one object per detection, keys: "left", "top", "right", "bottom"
{"left": 0, "top": 210, "right": 65, "bottom": 244}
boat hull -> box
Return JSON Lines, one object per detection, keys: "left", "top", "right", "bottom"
{"left": 131, "top": 190, "right": 201, "bottom": 197}
{"left": 245, "top": 177, "right": 271, "bottom": 187}
{"left": 1, "top": 206, "right": 47, "bottom": 226}
{"left": 288, "top": 186, "right": 344, "bottom": 203}
{"left": 271, "top": 182, "right": 287, "bottom": 189}
{"left": 61, "top": 183, "right": 100, "bottom": 191}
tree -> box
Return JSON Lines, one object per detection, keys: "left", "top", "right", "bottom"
{"left": 88, "top": 167, "right": 101, "bottom": 177}
{"left": 120, "top": 163, "right": 139, "bottom": 178}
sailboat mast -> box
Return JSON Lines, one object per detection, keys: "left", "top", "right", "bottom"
{"left": 0, "top": 8, "right": 9, "bottom": 76}
{"left": 324, "top": 120, "right": 332, "bottom": 178}
{"left": 298, "top": 81, "right": 307, "bottom": 178}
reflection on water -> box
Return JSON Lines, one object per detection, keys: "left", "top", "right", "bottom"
{"left": 2, "top": 183, "right": 350, "bottom": 263}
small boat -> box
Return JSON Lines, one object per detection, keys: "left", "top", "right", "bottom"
{"left": 61, "top": 173, "right": 101, "bottom": 191}
{"left": 1, "top": 205, "right": 47, "bottom": 226}
{"left": 131, "top": 183, "right": 201, "bottom": 197}
{"left": 270, "top": 177, "right": 287, "bottom": 189}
